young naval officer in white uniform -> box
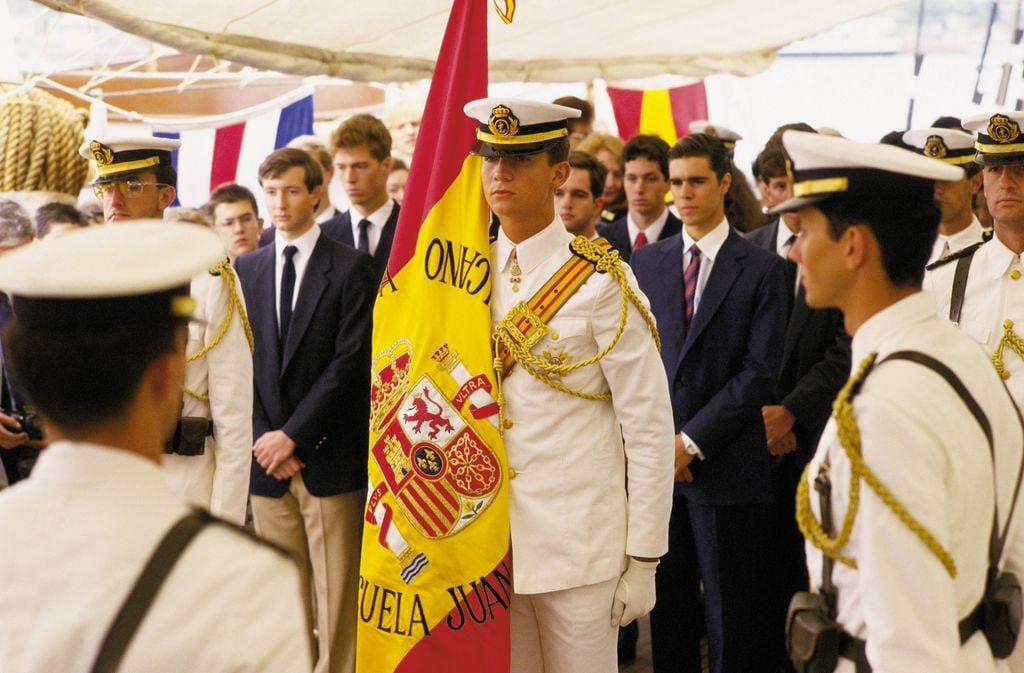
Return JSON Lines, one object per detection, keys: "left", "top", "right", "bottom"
{"left": 776, "top": 131, "right": 1024, "bottom": 673}
{"left": 465, "top": 97, "right": 674, "bottom": 673}
{"left": 83, "top": 137, "right": 253, "bottom": 525}
{"left": 0, "top": 221, "right": 310, "bottom": 673}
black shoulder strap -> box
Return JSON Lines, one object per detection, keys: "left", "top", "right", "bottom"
{"left": 90, "top": 509, "right": 213, "bottom": 673}
{"left": 949, "top": 252, "right": 977, "bottom": 324}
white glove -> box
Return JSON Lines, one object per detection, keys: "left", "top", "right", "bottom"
{"left": 610, "top": 557, "right": 658, "bottom": 626}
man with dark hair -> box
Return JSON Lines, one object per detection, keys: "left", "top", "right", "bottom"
{"left": 632, "top": 133, "right": 788, "bottom": 673}
{"left": 902, "top": 126, "right": 986, "bottom": 263}
{"left": 747, "top": 137, "right": 851, "bottom": 673}
{"left": 34, "top": 201, "right": 86, "bottom": 240}
{"left": 553, "top": 95, "right": 594, "bottom": 148}
{"left": 555, "top": 150, "right": 606, "bottom": 240}
{"left": 465, "top": 97, "right": 673, "bottom": 673}
{"left": 598, "top": 134, "right": 681, "bottom": 262}
{"left": 81, "top": 136, "right": 254, "bottom": 527}
{"left": 778, "top": 129, "right": 1024, "bottom": 672}
{"left": 204, "top": 182, "right": 264, "bottom": 261}
{"left": 288, "top": 135, "right": 340, "bottom": 223}
{"left": 325, "top": 113, "right": 399, "bottom": 281}
{"left": 237, "top": 147, "right": 375, "bottom": 673}
{"left": 0, "top": 222, "right": 311, "bottom": 672}
{"left": 929, "top": 111, "right": 1024, "bottom": 445}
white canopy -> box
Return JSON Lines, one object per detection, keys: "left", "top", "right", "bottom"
{"left": 31, "top": 0, "right": 907, "bottom": 82}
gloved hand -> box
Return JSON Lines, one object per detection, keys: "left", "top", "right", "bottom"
{"left": 610, "top": 557, "right": 658, "bottom": 626}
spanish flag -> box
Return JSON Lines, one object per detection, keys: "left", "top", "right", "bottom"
{"left": 606, "top": 82, "right": 709, "bottom": 144}
{"left": 356, "top": 0, "right": 511, "bottom": 671}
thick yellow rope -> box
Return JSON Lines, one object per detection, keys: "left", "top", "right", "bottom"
{"left": 992, "top": 319, "right": 1024, "bottom": 381}
{"left": 492, "top": 236, "right": 660, "bottom": 407}
{"left": 0, "top": 85, "right": 89, "bottom": 195}
{"left": 797, "top": 352, "right": 957, "bottom": 578}
{"left": 182, "top": 258, "right": 255, "bottom": 402}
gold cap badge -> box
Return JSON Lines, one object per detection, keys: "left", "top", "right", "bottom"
{"left": 703, "top": 124, "right": 719, "bottom": 137}
{"left": 923, "top": 135, "right": 948, "bottom": 159}
{"left": 988, "top": 114, "right": 1021, "bottom": 144}
{"left": 90, "top": 140, "right": 114, "bottom": 166}
{"left": 487, "top": 105, "right": 520, "bottom": 138}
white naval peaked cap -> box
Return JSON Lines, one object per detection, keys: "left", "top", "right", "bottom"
{"left": 902, "top": 127, "right": 976, "bottom": 165}
{"left": 464, "top": 97, "right": 581, "bottom": 157}
{"left": 962, "top": 111, "right": 1024, "bottom": 165}
{"left": 688, "top": 120, "right": 743, "bottom": 144}
{"left": 79, "top": 136, "right": 181, "bottom": 181}
{"left": 0, "top": 220, "right": 223, "bottom": 329}
{"left": 770, "top": 131, "right": 965, "bottom": 213}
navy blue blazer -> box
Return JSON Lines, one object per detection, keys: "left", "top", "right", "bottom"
{"left": 236, "top": 234, "right": 376, "bottom": 498}
{"left": 746, "top": 219, "right": 850, "bottom": 457}
{"left": 632, "top": 227, "right": 788, "bottom": 505}
{"left": 598, "top": 210, "right": 681, "bottom": 263}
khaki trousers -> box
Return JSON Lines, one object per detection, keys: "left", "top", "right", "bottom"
{"left": 252, "top": 473, "right": 364, "bottom": 673}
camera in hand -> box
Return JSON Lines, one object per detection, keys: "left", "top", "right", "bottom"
{"left": 4, "top": 409, "right": 43, "bottom": 441}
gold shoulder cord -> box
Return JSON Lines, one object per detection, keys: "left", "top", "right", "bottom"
{"left": 992, "top": 319, "right": 1024, "bottom": 381}
{"left": 492, "top": 236, "right": 660, "bottom": 418}
{"left": 796, "top": 352, "right": 958, "bottom": 578}
{"left": 182, "top": 258, "right": 255, "bottom": 402}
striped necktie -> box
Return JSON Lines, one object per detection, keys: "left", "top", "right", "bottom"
{"left": 683, "top": 243, "right": 701, "bottom": 333}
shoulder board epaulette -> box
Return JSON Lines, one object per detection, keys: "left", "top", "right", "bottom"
{"left": 983, "top": 228, "right": 994, "bottom": 242}
{"left": 925, "top": 239, "right": 986, "bottom": 272}
{"left": 601, "top": 209, "right": 616, "bottom": 222}
{"left": 570, "top": 235, "right": 616, "bottom": 271}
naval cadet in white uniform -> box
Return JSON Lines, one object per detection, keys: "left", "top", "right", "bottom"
{"left": 775, "top": 131, "right": 1024, "bottom": 673}
{"left": 902, "top": 126, "right": 986, "bottom": 265}
{"left": 464, "top": 98, "right": 674, "bottom": 673}
{"left": 82, "top": 137, "right": 253, "bottom": 525}
{"left": 0, "top": 222, "right": 310, "bottom": 673}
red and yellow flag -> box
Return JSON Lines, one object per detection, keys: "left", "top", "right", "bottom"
{"left": 357, "top": 1, "right": 510, "bottom": 671}
{"left": 606, "top": 82, "right": 709, "bottom": 144}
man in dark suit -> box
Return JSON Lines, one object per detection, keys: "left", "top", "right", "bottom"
{"left": 597, "top": 134, "right": 681, "bottom": 262}
{"left": 747, "top": 143, "right": 851, "bottom": 673}
{"left": 259, "top": 116, "right": 398, "bottom": 283}
{"left": 236, "top": 148, "right": 375, "bottom": 673}
{"left": 322, "top": 114, "right": 399, "bottom": 281}
{"left": 632, "top": 133, "right": 788, "bottom": 673}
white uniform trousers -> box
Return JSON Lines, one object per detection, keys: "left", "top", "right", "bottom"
{"left": 511, "top": 576, "right": 619, "bottom": 673}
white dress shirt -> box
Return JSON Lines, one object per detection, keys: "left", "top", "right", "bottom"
{"left": 0, "top": 442, "right": 311, "bottom": 673}
{"left": 803, "top": 293, "right": 1024, "bottom": 673}
{"left": 348, "top": 199, "right": 396, "bottom": 256}
{"left": 627, "top": 207, "right": 670, "bottom": 249}
{"left": 274, "top": 222, "right": 321, "bottom": 325}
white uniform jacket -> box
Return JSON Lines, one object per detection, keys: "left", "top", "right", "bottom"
{"left": 491, "top": 219, "right": 675, "bottom": 595}
{"left": 164, "top": 264, "right": 253, "bottom": 524}
{"left": 803, "top": 293, "right": 1024, "bottom": 673}
{"left": 0, "top": 442, "right": 310, "bottom": 673}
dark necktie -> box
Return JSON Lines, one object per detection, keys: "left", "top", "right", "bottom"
{"left": 357, "top": 219, "right": 371, "bottom": 254}
{"left": 683, "top": 244, "right": 701, "bottom": 334}
{"left": 279, "top": 245, "right": 298, "bottom": 343}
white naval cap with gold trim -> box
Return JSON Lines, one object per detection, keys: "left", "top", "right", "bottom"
{"left": 962, "top": 111, "right": 1024, "bottom": 165}
{"left": 902, "top": 127, "right": 976, "bottom": 165}
{"left": 770, "top": 131, "right": 964, "bottom": 213}
{"left": 464, "top": 98, "right": 581, "bottom": 157}
{"left": 688, "top": 120, "right": 743, "bottom": 150}
{"left": 79, "top": 136, "right": 181, "bottom": 182}
{"left": 0, "top": 220, "right": 222, "bottom": 329}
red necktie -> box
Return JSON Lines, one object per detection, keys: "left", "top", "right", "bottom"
{"left": 683, "top": 244, "right": 701, "bottom": 333}
{"left": 633, "top": 231, "right": 648, "bottom": 250}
